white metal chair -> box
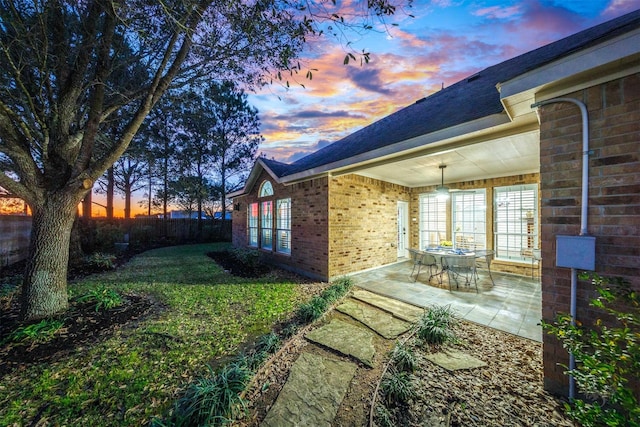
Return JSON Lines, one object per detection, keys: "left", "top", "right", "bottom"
{"left": 442, "top": 254, "right": 478, "bottom": 292}
{"left": 408, "top": 249, "right": 438, "bottom": 283}
{"left": 532, "top": 249, "right": 542, "bottom": 280}
{"left": 474, "top": 249, "right": 495, "bottom": 286}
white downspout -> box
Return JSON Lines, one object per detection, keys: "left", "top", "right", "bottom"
{"left": 531, "top": 97, "right": 590, "bottom": 400}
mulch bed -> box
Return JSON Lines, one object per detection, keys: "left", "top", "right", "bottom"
{"left": 0, "top": 294, "right": 156, "bottom": 377}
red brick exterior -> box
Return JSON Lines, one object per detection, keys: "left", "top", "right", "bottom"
{"left": 232, "top": 170, "right": 329, "bottom": 280}
{"left": 538, "top": 72, "right": 640, "bottom": 396}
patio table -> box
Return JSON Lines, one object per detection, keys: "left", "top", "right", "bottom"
{"left": 424, "top": 248, "right": 477, "bottom": 291}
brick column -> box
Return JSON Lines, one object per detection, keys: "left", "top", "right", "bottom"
{"left": 538, "top": 72, "right": 640, "bottom": 395}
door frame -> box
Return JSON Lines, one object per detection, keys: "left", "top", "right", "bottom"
{"left": 397, "top": 201, "right": 409, "bottom": 258}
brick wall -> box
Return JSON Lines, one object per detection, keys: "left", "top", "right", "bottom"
{"left": 538, "top": 72, "right": 640, "bottom": 396}
{"left": 408, "top": 173, "right": 540, "bottom": 276}
{"left": 232, "top": 169, "right": 330, "bottom": 280}
{"left": 328, "top": 174, "right": 410, "bottom": 278}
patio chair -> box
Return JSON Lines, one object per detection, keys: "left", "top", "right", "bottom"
{"left": 532, "top": 249, "right": 542, "bottom": 280}
{"left": 474, "top": 250, "right": 495, "bottom": 286}
{"left": 408, "top": 249, "right": 438, "bottom": 282}
{"left": 442, "top": 254, "right": 478, "bottom": 292}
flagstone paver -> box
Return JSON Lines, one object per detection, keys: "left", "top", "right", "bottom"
{"left": 351, "top": 289, "right": 424, "bottom": 322}
{"left": 305, "top": 318, "right": 376, "bottom": 367}
{"left": 336, "top": 298, "right": 412, "bottom": 339}
{"left": 261, "top": 352, "right": 357, "bottom": 427}
{"left": 424, "top": 349, "right": 487, "bottom": 371}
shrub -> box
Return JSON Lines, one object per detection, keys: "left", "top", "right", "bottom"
{"left": 390, "top": 342, "right": 416, "bottom": 373}
{"left": 380, "top": 367, "right": 415, "bottom": 405}
{"left": 542, "top": 273, "right": 640, "bottom": 427}
{"left": 93, "top": 222, "right": 125, "bottom": 252}
{"left": 84, "top": 252, "right": 117, "bottom": 270}
{"left": 169, "top": 363, "right": 251, "bottom": 427}
{"left": 76, "top": 286, "right": 123, "bottom": 312}
{"left": 417, "top": 305, "right": 457, "bottom": 345}
{"left": 229, "top": 248, "right": 261, "bottom": 270}
{"left": 3, "top": 318, "right": 64, "bottom": 345}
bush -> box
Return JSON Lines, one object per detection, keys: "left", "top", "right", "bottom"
{"left": 84, "top": 252, "right": 117, "bottom": 270}
{"left": 542, "top": 273, "right": 640, "bottom": 427}
{"left": 417, "top": 305, "right": 457, "bottom": 345}
{"left": 229, "top": 248, "right": 261, "bottom": 270}
{"left": 93, "top": 222, "right": 125, "bottom": 253}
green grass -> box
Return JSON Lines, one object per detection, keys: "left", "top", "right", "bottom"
{"left": 0, "top": 243, "right": 314, "bottom": 426}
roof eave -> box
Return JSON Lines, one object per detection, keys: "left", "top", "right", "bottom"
{"left": 499, "top": 27, "right": 640, "bottom": 119}
{"left": 227, "top": 158, "right": 286, "bottom": 199}
{"left": 279, "top": 112, "right": 512, "bottom": 183}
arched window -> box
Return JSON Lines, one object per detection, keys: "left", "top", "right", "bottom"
{"left": 259, "top": 181, "right": 273, "bottom": 197}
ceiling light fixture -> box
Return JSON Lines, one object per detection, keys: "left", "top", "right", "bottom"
{"left": 435, "top": 164, "right": 450, "bottom": 199}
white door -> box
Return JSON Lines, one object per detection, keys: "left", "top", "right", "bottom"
{"left": 397, "top": 201, "right": 409, "bottom": 258}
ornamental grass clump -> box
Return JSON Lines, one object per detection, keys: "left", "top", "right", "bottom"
{"left": 76, "top": 286, "right": 123, "bottom": 312}
{"left": 542, "top": 273, "right": 640, "bottom": 427}
{"left": 389, "top": 341, "right": 416, "bottom": 373}
{"left": 167, "top": 363, "right": 251, "bottom": 427}
{"left": 380, "top": 367, "right": 415, "bottom": 405}
{"left": 417, "top": 305, "right": 457, "bottom": 345}
{"left": 3, "top": 318, "right": 64, "bottom": 345}
{"left": 296, "top": 277, "right": 353, "bottom": 324}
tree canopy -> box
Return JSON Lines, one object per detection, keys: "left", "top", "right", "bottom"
{"left": 0, "top": 0, "right": 406, "bottom": 320}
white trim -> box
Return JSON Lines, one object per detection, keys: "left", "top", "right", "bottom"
{"left": 499, "top": 29, "right": 640, "bottom": 118}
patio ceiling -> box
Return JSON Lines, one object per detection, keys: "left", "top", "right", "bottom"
{"left": 342, "top": 129, "right": 540, "bottom": 188}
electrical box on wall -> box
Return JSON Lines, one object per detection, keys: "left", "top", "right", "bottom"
{"left": 556, "top": 235, "right": 596, "bottom": 271}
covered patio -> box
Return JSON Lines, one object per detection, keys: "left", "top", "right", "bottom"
{"left": 350, "top": 261, "right": 542, "bottom": 342}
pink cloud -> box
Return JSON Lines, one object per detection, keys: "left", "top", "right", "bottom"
{"left": 473, "top": 5, "right": 523, "bottom": 20}
{"left": 603, "top": 0, "right": 640, "bottom": 18}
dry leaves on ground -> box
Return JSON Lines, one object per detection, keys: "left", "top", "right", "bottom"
{"left": 238, "top": 309, "right": 577, "bottom": 427}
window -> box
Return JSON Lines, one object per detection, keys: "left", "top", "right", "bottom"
{"left": 259, "top": 181, "right": 273, "bottom": 197}
{"left": 419, "top": 194, "right": 447, "bottom": 248}
{"left": 260, "top": 200, "right": 273, "bottom": 250}
{"left": 494, "top": 184, "right": 538, "bottom": 261}
{"left": 248, "top": 203, "right": 258, "bottom": 247}
{"left": 276, "top": 198, "right": 291, "bottom": 254}
{"left": 452, "top": 190, "right": 486, "bottom": 251}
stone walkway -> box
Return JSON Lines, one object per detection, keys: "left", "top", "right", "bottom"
{"left": 261, "top": 290, "right": 417, "bottom": 426}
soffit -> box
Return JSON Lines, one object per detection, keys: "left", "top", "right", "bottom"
{"left": 350, "top": 129, "right": 540, "bottom": 188}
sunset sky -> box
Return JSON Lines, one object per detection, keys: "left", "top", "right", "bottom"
{"left": 92, "top": 0, "right": 638, "bottom": 217}
{"left": 249, "top": 0, "right": 638, "bottom": 163}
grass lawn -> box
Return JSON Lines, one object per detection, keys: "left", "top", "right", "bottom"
{"left": 0, "top": 243, "right": 320, "bottom": 426}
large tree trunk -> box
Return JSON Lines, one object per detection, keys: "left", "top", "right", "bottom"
{"left": 20, "top": 193, "right": 79, "bottom": 320}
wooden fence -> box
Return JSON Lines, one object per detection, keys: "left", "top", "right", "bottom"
{"left": 0, "top": 215, "right": 31, "bottom": 267}
{"left": 0, "top": 216, "right": 231, "bottom": 267}
{"left": 90, "top": 217, "right": 232, "bottom": 243}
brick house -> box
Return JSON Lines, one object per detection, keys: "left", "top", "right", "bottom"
{"left": 231, "top": 10, "right": 640, "bottom": 395}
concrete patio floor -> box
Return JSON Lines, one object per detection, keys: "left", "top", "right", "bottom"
{"left": 349, "top": 260, "right": 542, "bottom": 342}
